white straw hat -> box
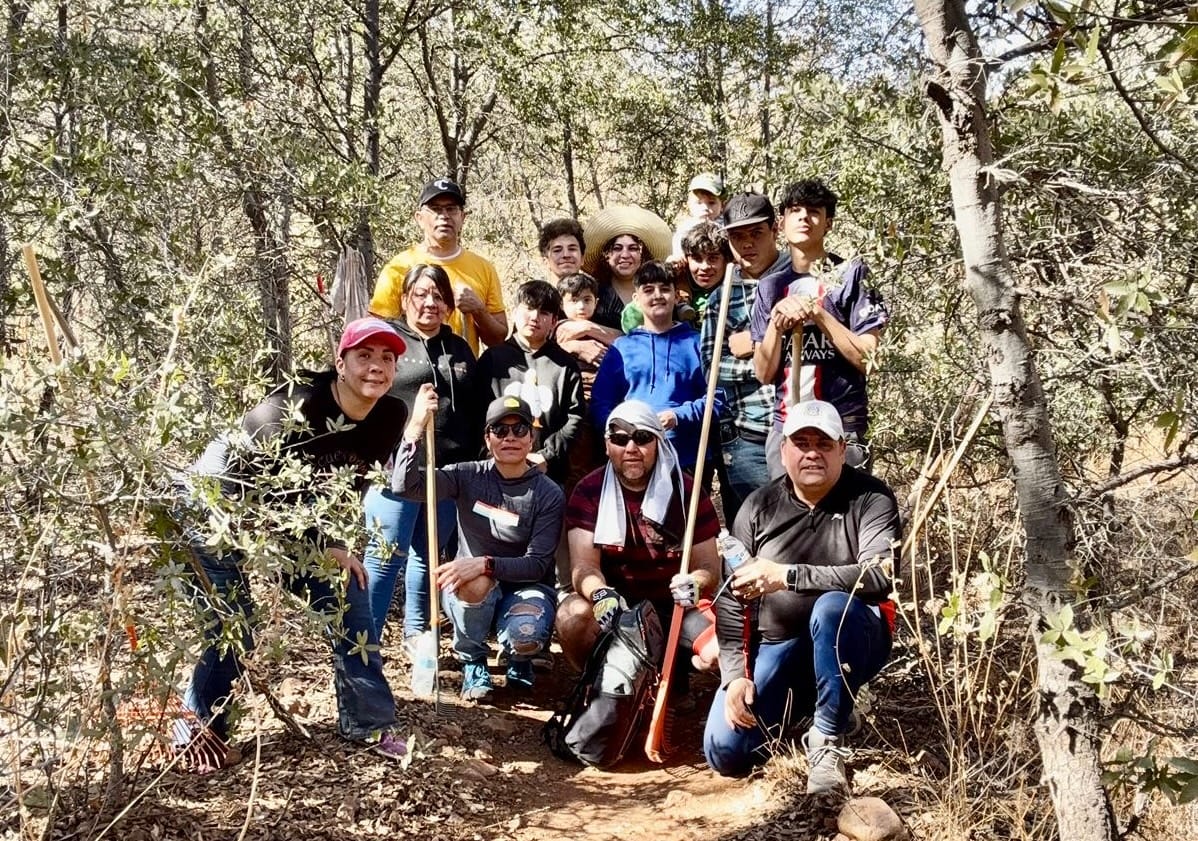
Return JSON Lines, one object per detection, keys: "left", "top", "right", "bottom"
{"left": 581, "top": 205, "right": 673, "bottom": 274}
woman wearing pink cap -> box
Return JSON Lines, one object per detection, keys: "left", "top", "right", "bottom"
{"left": 173, "top": 317, "right": 411, "bottom": 769}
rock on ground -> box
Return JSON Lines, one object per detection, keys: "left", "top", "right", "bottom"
{"left": 837, "top": 796, "right": 909, "bottom": 841}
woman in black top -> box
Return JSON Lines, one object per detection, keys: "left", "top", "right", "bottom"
{"left": 177, "top": 318, "right": 410, "bottom": 769}
{"left": 362, "top": 264, "right": 481, "bottom": 652}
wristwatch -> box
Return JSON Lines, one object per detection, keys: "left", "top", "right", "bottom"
{"left": 785, "top": 565, "right": 800, "bottom": 592}
{"left": 483, "top": 556, "right": 495, "bottom": 578}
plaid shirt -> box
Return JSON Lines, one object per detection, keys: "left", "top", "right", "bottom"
{"left": 699, "top": 268, "right": 776, "bottom": 439}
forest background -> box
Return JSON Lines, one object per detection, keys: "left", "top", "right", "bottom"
{"left": 1, "top": 0, "right": 1196, "bottom": 839}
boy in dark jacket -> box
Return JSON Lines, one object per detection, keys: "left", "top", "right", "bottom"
{"left": 477, "top": 280, "right": 585, "bottom": 486}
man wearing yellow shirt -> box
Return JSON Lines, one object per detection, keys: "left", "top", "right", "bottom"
{"left": 370, "top": 179, "right": 508, "bottom": 354}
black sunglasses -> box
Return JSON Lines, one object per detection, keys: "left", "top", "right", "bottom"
{"left": 607, "top": 429, "right": 656, "bottom": 447}
{"left": 488, "top": 421, "right": 531, "bottom": 439}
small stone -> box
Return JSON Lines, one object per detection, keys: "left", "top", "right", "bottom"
{"left": 507, "top": 816, "right": 522, "bottom": 831}
{"left": 441, "top": 722, "right": 464, "bottom": 739}
{"left": 837, "top": 797, "right": 909, "bottom": 841}
{"left": 465, "top": 758, "right": 499, "bottom": 778}
{"left": 480, "top": 716, "right": 516, "bottom": 735}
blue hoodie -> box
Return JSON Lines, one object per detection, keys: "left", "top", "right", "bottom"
{"left": 590, "top": 322, "right": 724, "bottom": 469}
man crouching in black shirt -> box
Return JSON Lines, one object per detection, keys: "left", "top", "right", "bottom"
{"left": 702, "top": 400, "right": 898, "bottom": 795}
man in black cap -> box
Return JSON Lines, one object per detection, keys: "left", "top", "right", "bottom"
{"left": 392, "top": 390, "right": 565, "bottom": 699}
{"left": 370, "top": 178, "right": 508, "bottom": 354}
{"left": 695, "top": 194, "right": 787, "bottom": 524}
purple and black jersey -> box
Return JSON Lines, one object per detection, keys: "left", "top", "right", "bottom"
{"left": 749, "top": 255, "right": 888, "bottom": 435}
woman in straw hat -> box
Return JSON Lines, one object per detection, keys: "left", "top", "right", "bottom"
{"left": 578, "top": 205, "right": 673, "bottom": 332}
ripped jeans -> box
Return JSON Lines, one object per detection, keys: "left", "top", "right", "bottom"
{"left": 444, "top": 581, "right": 556, "bottom": 664}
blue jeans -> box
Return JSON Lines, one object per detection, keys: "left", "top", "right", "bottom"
{"left": 362, "top": 486, "right": 457, "bottom": 641}
{"left": 703, "top": 591, "right": 891, "bottom": 777}
{"left": 444, "top": 582, "right": 556, "bottom": 664}
{"left": 716, "top": 433, "right": 769, "bottom": 526}
{"left": 182, "top": 539, "right": 397, "bottom": 742}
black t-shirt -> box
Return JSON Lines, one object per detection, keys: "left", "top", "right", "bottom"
{"left": 200, "top": 369, "right": 407, "bottom": 548}
{"left": 715, "top": 466, "right": 900, "bottom": 686}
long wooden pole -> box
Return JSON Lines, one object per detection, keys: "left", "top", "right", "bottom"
{"left": 425, "top": 421, "right": 441, "bottom": 711}
{"left": 644, "top": 262, "right": 736, "bottom": 763}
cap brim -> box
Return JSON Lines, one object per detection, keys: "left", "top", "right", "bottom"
{"left": 581, "top": 206, "right": 673, "bottom": 274}
{"left": 353, "top": 329, "right": 406, "bottom": 357}
{"left": 721, "top": 214, "right": 771, "bottom": 231}
{"left": 420, "top": 190, "right": 463, "bottom": 206}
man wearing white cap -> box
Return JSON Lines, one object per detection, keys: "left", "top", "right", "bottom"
{"left": 703, "top": 400, "right": 899, "bottom": 795}
{"left": 370, "top": 178, "right": 508, "bottom": 354}
{"left": 555, "top": 400, "right": 721, "bottom": 673}
{"left": 671, "top": 172, "right": 726, "bottom": 257}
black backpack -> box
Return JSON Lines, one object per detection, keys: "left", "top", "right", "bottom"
{"left": 543, "top": 601, "right": 665, "bottom": 769}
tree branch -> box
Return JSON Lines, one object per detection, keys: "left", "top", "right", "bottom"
{"left": 1082, "top": 454, "right": 1198, "bottom": 498}
{"left": 1097, "top": 42, "right": 1198, "bottom": 177}
{"left": 1106, "top": 557, "right": 1198, "bottom": 611}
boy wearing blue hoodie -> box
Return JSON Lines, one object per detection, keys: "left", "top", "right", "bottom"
{"left": 591, "top": 261, "right": 722, "bottom": 471}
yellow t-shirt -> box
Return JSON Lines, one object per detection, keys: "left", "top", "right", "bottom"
{"left": 370, "top": 245, "right": 505, "bottom": 356}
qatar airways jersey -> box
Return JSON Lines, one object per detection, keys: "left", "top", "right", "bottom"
{"left": 749, "top": 255, "right": 888, "bottom": 434}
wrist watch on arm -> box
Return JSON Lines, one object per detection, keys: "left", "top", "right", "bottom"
{"left": 785, "top": 565, "right": 800, "bottom": 592}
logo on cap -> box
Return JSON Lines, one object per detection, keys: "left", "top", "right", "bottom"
{"left": 503, "top": 397, "right": 520, "bottom": 408}
{"left": 435, "top": 179, "right": 453, "bottom": 191}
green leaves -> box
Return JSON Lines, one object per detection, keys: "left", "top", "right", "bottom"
{"left": 1041, "top": 605, "right": 1123, "bottom": 696}
{"left": 1104, "top": 745, "right": 1198, "bottom": 805}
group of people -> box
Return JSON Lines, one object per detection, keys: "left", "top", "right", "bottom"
{"left": 173, "top": 172, "right": 901, "bottom": 797}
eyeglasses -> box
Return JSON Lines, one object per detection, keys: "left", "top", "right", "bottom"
{"left": 607, "top": 243, "right": 643, "bottom": 254}
{"left": 408, "top": 288, "right": 446, "bottom": 305}
{"left": 607, "top": 429, "right": 656, "bottom": 447}
{"left": 422, "top": 203, "right": 462, "bottom": 218}
{"left": 488, "top": 421, "right": 531, "bottom": 439}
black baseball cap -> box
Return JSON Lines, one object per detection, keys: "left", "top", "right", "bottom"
{"left": 418, "top": 178, "right": 466, "bottom": 207}
{"left": 720, "top": 193, "right": 775, "bottom": 230}
{"left": 485, "top": 395, "right": 534, "bottom": 427}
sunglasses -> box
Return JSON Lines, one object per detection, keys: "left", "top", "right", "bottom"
{"left": 488, "top": 421, "right": 531, "bottom": 439}
{"left": 607, "top": 429, "right": 656, "bottom": 447}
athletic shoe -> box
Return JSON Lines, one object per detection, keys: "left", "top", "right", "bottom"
{"left": 802, "top": 726, "right": 852, "bottom": 796}
{"left": 460, "top": 661, "right": 493, "bottom": 701}
{"left": 505, "top": 658, "right": 535, "bottom": 690}
{"left": 367, "top": 730, "right": 408, "bottom": 761}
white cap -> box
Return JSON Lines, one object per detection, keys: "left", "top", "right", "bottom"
{"left": 781, "top": 400, "right": 845, "bottom": 440}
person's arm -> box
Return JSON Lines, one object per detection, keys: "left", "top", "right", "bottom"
{"left": 556, "top": 318, "right": 620, "bottom": 345}
{"left": 475, "top": 348, "right": 503, "bottom": 401}
{"left": 589, "top": 345, "right": 625, "bottom": 434}
{"left": 735, "top": 490, "right": 898, "bottom": 602}
{"left": 367, "top": 258, "right": 405, "bottom": 319}
{"left": 454, "top": 284, "right": 508, "bottom": 347}
{"left": 390, "top": 384, "right": 458, "bottom": 500}
{"left": 568, "top": 527, "right": 609, "bottom": 599}
{"left": 753, "top": 313, "right": 794, "bottom": 384}
{"left": 538, "top": 365, "right": 585, "bottom": 467}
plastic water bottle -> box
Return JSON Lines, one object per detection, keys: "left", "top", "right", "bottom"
{"left": 717, "top": 529, "right": 750, "bottom": 575}
{"left": 409, "top": 631, "right": 437, "bottom": 698}
{"left": 717, "top": 529, "right": 757, "bottom": 617}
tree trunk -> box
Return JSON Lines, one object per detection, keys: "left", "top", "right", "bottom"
{"left": 562, "top": 115, "right": 579, "bottom": 220}
{"left": 911, "top": 2, "right": 1116, "bottom": 839}
{"left": 196, "top": 0, "right": 292, "bottom": 379}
